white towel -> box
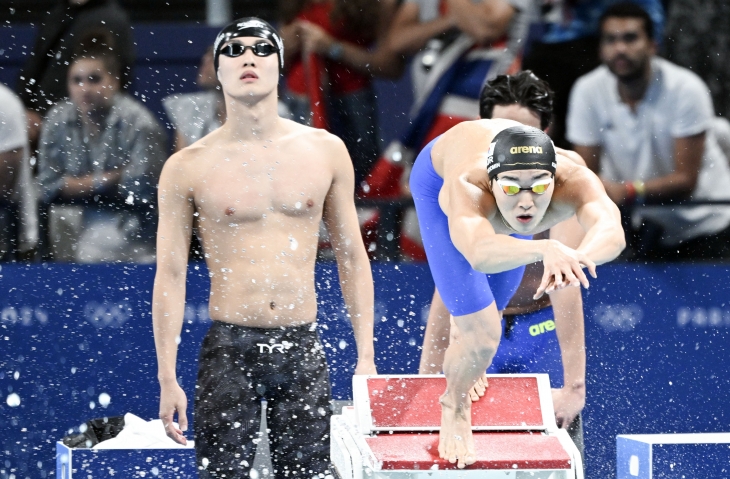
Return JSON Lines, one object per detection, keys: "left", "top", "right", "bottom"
{"left": 93, "top": 413, "right": 194, "bottom": 449}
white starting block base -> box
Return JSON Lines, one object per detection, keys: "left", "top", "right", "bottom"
{"left": 332, "top": 374, "right": 583, "bottom": 479}
{"left": 56, "top": 442, "right": 197, "bottom": 478}
{"left": 616, "top": 433, "right": 730, "bottom": 479}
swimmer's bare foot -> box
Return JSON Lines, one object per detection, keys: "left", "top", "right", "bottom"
{"left": 438, "top": 393, "right": 476, "bottom": 468}
{"left": 468, "top": 373, "right": 488, "bottom": 402}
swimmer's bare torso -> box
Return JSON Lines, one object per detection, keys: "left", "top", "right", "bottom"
{"left": 432, "top": 119, "right": 595, "bottom": 236}
{"left": 159, "top": 118, "right": 346, "bottom": 328}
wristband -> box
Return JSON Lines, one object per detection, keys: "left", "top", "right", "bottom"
{"left": 633, "top": 180, "right": 646, "bottom": 203}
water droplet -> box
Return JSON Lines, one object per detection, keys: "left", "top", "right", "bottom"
{"left": 98, "top": 392, "right": 111, "bottom": 408}
{"left": 6, "top": 393, "right": 20, "bottom": 407}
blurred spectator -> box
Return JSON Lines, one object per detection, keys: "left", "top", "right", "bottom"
{"left": 163, "top": 46, "right": 292, "bottom": 152}
{"left": 365, "top": 0, "right": 536, "bottom": 260}
{"left": 567, "top": 2, "right": 730, "bottom": 260}
{"left": 37, "top": 30, "right": 166, "bottom": 263}
{"left": 278, "top": 0, "right": 403, "bottom": 187}
{"left": 522, "top": 0, "right": 663, "bottom": 148}
{"left": 0, "top": 84, "right": 38, "bottom": 260}
{"left": 163, "top": 47, "right": 225, "bottom": 152}
{"left": 664, "top": 0, "right": 730, "bottom": 120}
{"left": 395, "top": 0, "right": 534, "bottom": 149}
{"left": 16, "top": 0, "right": 134, "bottom": 146}
{"left": 713, "top": 117, "right": 730, "bottom": 166}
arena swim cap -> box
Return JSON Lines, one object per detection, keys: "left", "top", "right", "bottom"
{"left": 486, "top": 125, "right": 556, "bottom": 181}
{"left": 213, "top": 17, "right": 285, "bottom": 71}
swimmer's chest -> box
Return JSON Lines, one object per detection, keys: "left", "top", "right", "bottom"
{"left": 192, "top": 158, "right": 332, "bottom": 223}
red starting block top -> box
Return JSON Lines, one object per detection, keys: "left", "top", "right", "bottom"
{"left": 366, "top": 432, "right": 572, "bottom": 470}
{"left": 360, "top": 376, "right": 546, "bottom": 431}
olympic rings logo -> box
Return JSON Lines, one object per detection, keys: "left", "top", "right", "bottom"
{"left": 592, "top": 304, "right": 643, "bottom": 332}
{"left": 84, "top": 302, "right": 132, "bottom": 329}
{"left": 0, "top": 306, "right": 49, "bottom": 326}
{"left": 677, "top": 307, "right": 730, "bottom": 328}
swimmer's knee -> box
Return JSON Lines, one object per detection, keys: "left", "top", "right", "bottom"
{"left": 453, "top": 325, "right": 499, "bottom": 361}
{"left": 452, "top": 305, "right": 502, "bottom": 339}
{"left": 473, "top": 341, "right": 498, "bottom": 363}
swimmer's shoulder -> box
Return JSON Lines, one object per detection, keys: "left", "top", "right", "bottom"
{"left": 553, "top": 153, "right": 604, "bottom": 204}
{"left": 555, "top": 147, "right": 587, "bottom": 167}
{"left": 433, "top": 119, "right": 523, "bottom": 176}
{"left": 434, "top": 118, "right": 523, "bottom": 160}
{"left": 160, "top": 139, "right": 210, "bottom": 191}
{"left": 437, "top": 118, "right": 523, "bottom": 145}
{"left": 279, "top": 118, "right": 350, "bottom": 164}
{"left": 279, "top": 117, "right": 344, "bottom": 146}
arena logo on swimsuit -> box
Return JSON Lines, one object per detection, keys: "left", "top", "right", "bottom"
{"left": 529, "top": 319, "right": 556, "bottom": 336}
{"left": 510, "top": 146, "right": 543, "bottom": 154}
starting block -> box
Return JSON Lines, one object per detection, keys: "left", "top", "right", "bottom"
{"left": 331, "top": 374, "right": 583, "bottom": 479}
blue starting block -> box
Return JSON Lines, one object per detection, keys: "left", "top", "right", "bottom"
{"left": 56, "top": 442, "right": 197, "bottom": 478}
{"left": 616, "top": 433, "right": 730, "bottom": 478}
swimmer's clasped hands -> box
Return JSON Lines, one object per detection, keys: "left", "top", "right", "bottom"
{"left": 534, "top": 240, "right": 597, "bottom": 300}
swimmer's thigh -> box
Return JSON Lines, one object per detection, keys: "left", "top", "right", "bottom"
{"left": 266, "top": 332, "right": 332, "bottom": 477}
{"left": 414, "top": 195, "right": 495, "bottom": 317}
{"left": 195, "top": 323, "right": 261, "bottom": 478}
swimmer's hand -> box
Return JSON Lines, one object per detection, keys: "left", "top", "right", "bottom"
{"left": 551, "top": 385, "right": 586, "bottom": 429}
{"left": 159, "top": 380, "right": 188, "bottom": 445}
{"left": 468, "top": 373, "right": 488, "bottom": 402}
{"left": 354, "top": 359, "right": 378, "bottom": 375}
{"left": 534, "top": 240, "right": 597, "bottom": 300}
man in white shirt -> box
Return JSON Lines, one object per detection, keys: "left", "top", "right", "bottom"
{"left": 567, "top": 2, "right": 730, "bottom": 259}
{"left": 0, "top": 84, "right": 37, "bottom": 259}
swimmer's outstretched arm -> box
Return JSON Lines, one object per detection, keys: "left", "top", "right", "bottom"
{"left": 322, "top": 138, "right": 377, "bottom": 375}
{"left": 445, "top": 175, "right": 595, "bottom": 280}
{"left": 533, "top": 167, "right": 625, "bottom": 299}
{"left": 152, "top": 154, "right": 195, "bottom": 445}
{"left": 571, "top": 170, "right": 626, "bottom": 265}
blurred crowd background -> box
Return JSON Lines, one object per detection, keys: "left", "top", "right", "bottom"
{"left": 1, "top": 0, "right": 730, "bottom": 264}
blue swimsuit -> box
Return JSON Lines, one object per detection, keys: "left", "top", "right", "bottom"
{"left": 410, "top": 136, "right": 532, "bottom": 316}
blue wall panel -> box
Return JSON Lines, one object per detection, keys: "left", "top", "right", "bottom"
{"left": 2, "top": 262, "right": 730, "bottom": 478}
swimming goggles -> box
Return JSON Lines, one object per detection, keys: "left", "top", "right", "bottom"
{"left": 496, "top": 178, "right": 553, "bottom": 196}
{"left": 219, "top": 42, "right": 278, "bottom": 58}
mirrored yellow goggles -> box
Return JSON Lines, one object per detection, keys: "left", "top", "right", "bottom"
{"left": 496, "top": 178, "right": 553, "bottom": 196}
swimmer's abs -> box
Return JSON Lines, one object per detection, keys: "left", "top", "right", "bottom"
{"left": 203, "top": 254, "right": 320, "bottom": 327}
{"left": 207, "top": 283, "right": 320, "bottom": 328}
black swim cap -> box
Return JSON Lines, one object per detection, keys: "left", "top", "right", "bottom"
{"left": 486, "top": 125, "right": 556, "bottom": 181}
{"left": 213, "top": 17, "right": 284, "bottom": 71}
